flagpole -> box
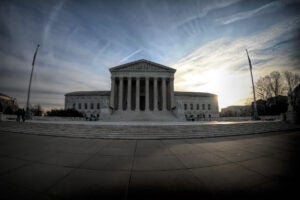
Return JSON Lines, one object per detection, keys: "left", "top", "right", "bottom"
{"left": 246, "top": 49, "right": 259, "bottom": 120}
{"left": 25, "top": 44, "right": 40, "bottom": 119}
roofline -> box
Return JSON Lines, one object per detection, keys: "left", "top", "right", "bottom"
{"left": 109, "top": 59, "right": 176, "bottom": 72}
{"left": 65, "top": 91, "right": 110, "bottom": 96}
{"left": 174, "top": 91, "right": 217, "bottom": 97}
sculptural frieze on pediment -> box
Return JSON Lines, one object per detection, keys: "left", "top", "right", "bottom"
{"left": 117, "top": 63, "right": 169, "bottom": 72}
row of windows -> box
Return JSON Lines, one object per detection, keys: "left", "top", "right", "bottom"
{"left": 184, "top": 103, "right": 211, "bottom": 111}
{"left": 72, "top": 103, "right": 100, "bottom": 110}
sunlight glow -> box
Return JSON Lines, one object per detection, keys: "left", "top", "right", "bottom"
{"left": 175, "top": 68, "right": 252, "bottom": 110}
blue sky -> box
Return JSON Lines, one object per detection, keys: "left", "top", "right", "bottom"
{"left": 0, "top": 0, "right": 299, "bottom": 110}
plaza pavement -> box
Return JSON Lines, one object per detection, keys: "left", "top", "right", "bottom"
{"left": 0, "top": 121, "right": 299, "bottom": 199}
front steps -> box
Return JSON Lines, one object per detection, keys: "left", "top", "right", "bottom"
{"left": 108, "top": 110, "right": 179, "bottom": 121}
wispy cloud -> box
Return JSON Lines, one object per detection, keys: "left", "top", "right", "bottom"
{"left": 0, "top": 0, "right": 299, "bottom": 110}
{"left": 172, "top": 15, "right": 300, "bottom": 108}
{"left": 118, "top": 49, "right": 142, "bottom": 64}
{"left": 215, "top": 1, "right": 285, "bottom": 25}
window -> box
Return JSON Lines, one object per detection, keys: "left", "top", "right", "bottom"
{"left": 90, "top": 103, "right": 94, "bottom": 109}
{"left": 78, "top": 103, "right": 81, "bottom": 109}
{"left": 97, "top": 103, "right": 100, "bottom": 109}
{"left": 208, "top": 104, "right": 211, "bottom": 110}
{"left": 184, "top": 104, "right": 187, "bottom": 110}
{"left": 202, "top": 104, "right": 205, "bottom": 110}
{"left": 85, "top": 103, "right": 87, "bottom": 109}
{"left": 197, "top": 104, "right": 199, "bottom": 110}
{"left": 190, "top": 104, "right": 193, "bottom": 110}
{"left": 72, "top": 103, "right": 75, "bottom": 109}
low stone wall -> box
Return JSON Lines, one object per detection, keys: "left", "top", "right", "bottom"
{"left": 1, "top": 114, "right": 282, "bottom": 122}
{"left": 218, "top": 115, "right": 281, "bottom": 121}
{"left": 1, "top": 115, "right": 85, "bottom": 121}
{"left": 32, "top": 116, "right": 85, "bottom": 121}
{"left": 2, "top": 114, "right": 17, "bottom": 121}
{"left": 0, "top": 121, "right": 299, "bottom": 139}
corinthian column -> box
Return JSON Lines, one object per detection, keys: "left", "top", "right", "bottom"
{"left": 170, "top": 77, "right": 174, "bottom": 109}
{"left": 162, "top": 77, "right": 166, "bottom": 111}
{"left": 127, "top": 77, "right": 132, "bottom": 111}
{"left": 136, "top": 77, "right": 140, "bottom": 111}
{"left": 118, "top": 77, "right": 123, "bottom": 111}
{"left": 145, "top": 77, "right": 149, "bottom": 111}
{"left": 154, "top": 77, "right": 158, "bottom": 111}
{"left": 110, "top": 77, "right": 115, "bottom": 109}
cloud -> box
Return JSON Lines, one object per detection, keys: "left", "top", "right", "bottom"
{"left": 118, "top": 49, "right": 142, "bottom": 64}
{"left": 1, "top": 0, "right": 299, "bottom": 110}
{"left": 42, "top": 0, "right": 66, "bottom": 46}
{"left": 171, "top": 0, "right": 241, "bottom": 30}
{"left": 171, "top": 15, "right": 300, "bottom": 108}
{"left": 216, "top": 1, "right": 285, "bottom": 25}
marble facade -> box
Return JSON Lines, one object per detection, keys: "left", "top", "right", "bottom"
{"left": 65, "top": 59, "right": 219, "bottom": 121}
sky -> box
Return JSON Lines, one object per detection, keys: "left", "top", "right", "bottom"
{"left": 0, "top": 0, "right": 299, "bottom": 110}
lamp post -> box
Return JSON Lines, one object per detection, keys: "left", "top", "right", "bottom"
{"left": 246, "top": 49, "right": 259, "bottom": 120}
{"left": 25, "top": 44, "right": 40, "bottom": 119}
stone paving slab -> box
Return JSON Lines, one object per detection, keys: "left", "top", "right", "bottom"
{"left": 0, "top": 123, "right": 300, "bottom": 199}
{"left": 0, "top": 121, "right": 299, "bottom": 139}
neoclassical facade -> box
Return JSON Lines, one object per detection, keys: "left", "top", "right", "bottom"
{"left": 65, "top": 60, "right": 219, "bottom": 121}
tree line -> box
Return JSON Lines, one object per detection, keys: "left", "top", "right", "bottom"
{"left": 252, "top": 70, "right": 299, "bottom": 116}
{"left": 255, "top": 71, "right": 299, "bottom": 101}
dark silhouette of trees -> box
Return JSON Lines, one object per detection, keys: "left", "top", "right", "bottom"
{"left": 251, "top": 70, "right": 298, "bottom": 115}
{"left": 255, "top": 76, "right": 272, "bottom": 100}
{"left": 255, "top": 71, "right": 286, "bottom": 100}
{"left": 31, "top": 104, "right": 43, "bottom": 116}
{"left": 255, "top": 71, "right": 300, "bottom": 100}
{"left": 269, "top": 71, "right": 284, "bottom": 97}
{"left": 284, "top": 71, "right": 300, "bottom": 93}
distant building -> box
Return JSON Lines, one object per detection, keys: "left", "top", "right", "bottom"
{"left": 65, "top": 59, "right": 219, "bottom": 121}
{"left": 221, "top": 105, "right": 251, "bottom": 117}
{"left": 0, "top": 93, "right": 18, "bottom": 114}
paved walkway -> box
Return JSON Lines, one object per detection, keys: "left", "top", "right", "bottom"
{"left": 0, "top": 121, "right": 299, "bottom": 199}
{"left": 0, "top": 121, "right": 299, "bottom": 139}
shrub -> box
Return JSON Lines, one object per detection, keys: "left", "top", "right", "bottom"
{"left": 46, "top": 109, "right": 83, "bottom": 117}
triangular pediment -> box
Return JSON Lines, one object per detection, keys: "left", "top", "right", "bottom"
{"left": 109, "top": 59, "right": 176, "bottom": 73}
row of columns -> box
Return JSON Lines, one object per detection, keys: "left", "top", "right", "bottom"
{"left": 110, "top": 77, "right": 174, "bottom": 111}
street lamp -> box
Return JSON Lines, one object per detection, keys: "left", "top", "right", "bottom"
{"left": 246, "top": 49, "right": 259, "bottom": 120}
{"left": 25, "top": 44, "right": 40, "bottom": 119}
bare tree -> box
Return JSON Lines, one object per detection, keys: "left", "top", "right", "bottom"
{"left": 284, "top": 71, "right": 300, "bottom": 93}
{"left": 255, "top": 76, "right": 272, "bottom": 100}
{"left": 269, "top": 71, "right": 284, "bottom": 97}
{"left": 255, "top": 71, "right": 287, "bottom": 100}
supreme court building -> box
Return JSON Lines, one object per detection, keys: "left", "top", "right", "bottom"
{"left": 65, "top": 59, "right": 219, "bottom": 121}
